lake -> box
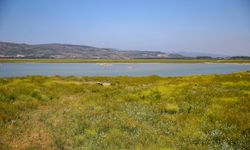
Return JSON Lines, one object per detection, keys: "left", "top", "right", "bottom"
{"left": 0, "top": 63, "right": 250, "bottom": 77}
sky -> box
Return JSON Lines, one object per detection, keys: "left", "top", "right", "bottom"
{"left": 0, "top": 0, "right": 249, "bottom": 56}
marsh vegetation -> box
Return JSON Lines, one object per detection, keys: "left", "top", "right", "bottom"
{"left": 0, "top": 72, "right": 249, "bottom": 149}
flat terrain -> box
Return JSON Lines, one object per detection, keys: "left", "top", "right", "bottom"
{"left": 0, "top": 72, "right": 250, "bottom": 149}
{"left": 0, "top": 58, "right": 250, "bottom": 63}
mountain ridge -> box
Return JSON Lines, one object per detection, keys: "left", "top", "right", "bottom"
{"left": 0, "top": 41, "right": 184, "bottom": 59}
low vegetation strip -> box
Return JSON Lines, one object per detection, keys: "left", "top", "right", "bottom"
{"left": 0, "top": 58, "right": 250, "bottom": 63}
{"left": 0, "top": 72, "right": 250, "bottom": 149}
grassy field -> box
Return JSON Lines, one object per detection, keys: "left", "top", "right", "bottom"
{"left": 0, "top": 58, "right": 250, "bottom": 63}
{"left": 0, "top": 72, "right": 250, "bottom": 149}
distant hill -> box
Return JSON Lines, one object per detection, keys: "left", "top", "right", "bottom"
{"left": 177, "top": 51, "right": 228, "bottom": 58}
{"left": 0, "top": 41, "right": 183, "bottom": 59}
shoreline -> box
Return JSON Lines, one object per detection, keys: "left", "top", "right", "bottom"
{"left": 0, "top": 62, "right": 250, "bottom": 65}
{"left": 0, "top": 58, "right": 250, "bottom": 64}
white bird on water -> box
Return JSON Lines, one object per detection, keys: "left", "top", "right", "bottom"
{"left": 128, "top": 66, "right": 134, "bottom": 70}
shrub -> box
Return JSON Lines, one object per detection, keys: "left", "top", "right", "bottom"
{"left": 157, "top": 103, "right": 179, "bottom": 114}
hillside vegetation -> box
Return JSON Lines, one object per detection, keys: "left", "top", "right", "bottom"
{"left": 0, "top": 42, "right": 180, "bottom": 59}
{"left": 0, "top": 72, "right": 250, "bottom": 149}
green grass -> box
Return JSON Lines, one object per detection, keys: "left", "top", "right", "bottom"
{"left": 0, "top": 72, "right": 250, "bottom": 149}
{"left": 0, "top": 58, "right": 250, "bottom": 63}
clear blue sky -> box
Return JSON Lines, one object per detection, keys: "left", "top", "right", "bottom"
{"left": 0, "top": 0, "right": 249, "bottom": 55}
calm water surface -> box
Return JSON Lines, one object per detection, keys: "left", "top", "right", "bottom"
{"left": 0, "top": 63, "right": 250, "bottom": 77}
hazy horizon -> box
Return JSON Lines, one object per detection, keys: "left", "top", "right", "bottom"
{"left": 0, "top": 0, "right": 249, "bottom": 56}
